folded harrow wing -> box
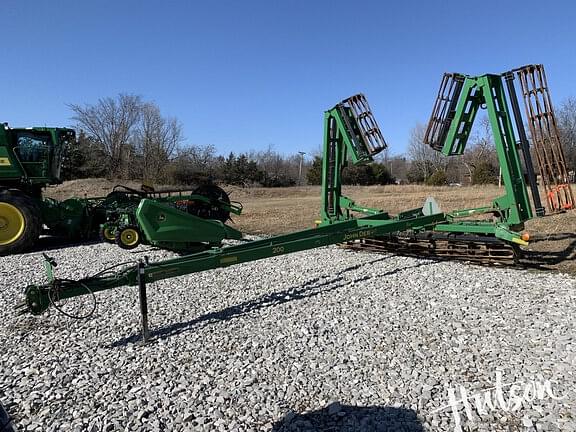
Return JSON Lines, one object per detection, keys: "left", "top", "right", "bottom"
{"left": 512, "top": 65, "right": 574, "bottom": 211}
{"left": 348, "top": 67, "right": 574, "bottom": 263}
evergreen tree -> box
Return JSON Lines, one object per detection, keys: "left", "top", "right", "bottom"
{"left": 425, "top": 170, "right": 448, "bottom": 186}
{"left": 306, "top": 156, "right": 323, "bottom": 185}
{"left": 471, "top": 162, "right": 498, "bottom": 185}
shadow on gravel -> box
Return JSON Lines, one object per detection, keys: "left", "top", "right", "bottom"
{"left": 271, "top": 402, "right": 425, "bottom": 432}
{"left": 23, "top": 236, "right": 102, "bottom": 255}
{"left": 0, "top": 398, "right": 17, "bottom": 432}
{"left": 29, "top": 237, "right": 158, "bottom": 256}
{"left": 520, "top": 232, "right": 576, "bottom": 269}
{"left": 110, "top": 258, "right": 433, "bottom": 347}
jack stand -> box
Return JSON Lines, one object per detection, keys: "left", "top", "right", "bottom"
{"left": 137, "top": 259, "right": 150, "bottom": 344}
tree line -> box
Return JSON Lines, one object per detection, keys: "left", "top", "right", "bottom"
{"left": 398, "top": 98, "right": 576, "bottom": 186}
{"left": 63, "top": 94, "right": 312, "bottom": 187}
{"left": 64, "top": 94, "right": 576, "bottom": 187}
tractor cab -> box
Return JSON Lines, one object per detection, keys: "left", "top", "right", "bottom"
{"left": 0, "top": 124, "right": 75, "bottom": 186}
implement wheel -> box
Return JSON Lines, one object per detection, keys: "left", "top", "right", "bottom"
{"left": 0, "top": 191, "right": 41, "bottom": 256}
{"left": 115, "top": 225, "right": 141, "bottom": 250}
{"left": 99, "top": 225, "right": 117, "bottom": 244}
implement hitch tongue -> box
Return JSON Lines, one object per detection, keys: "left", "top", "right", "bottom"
{"left": 15, "top": 254, "right": 58, "bottom": 315}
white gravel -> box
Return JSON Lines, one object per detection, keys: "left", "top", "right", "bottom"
{"left": 0, "top": 241, "right": 575, "bottom": 431}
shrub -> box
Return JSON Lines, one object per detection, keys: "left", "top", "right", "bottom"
{"left": 425, "top": 170, "right": 448, "bottom": 186}
{"left": 471, "top": 162, "right": 498, "bottom": 185}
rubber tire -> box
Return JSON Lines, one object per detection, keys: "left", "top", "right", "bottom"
{"left": 0, "top": 190, "right": 41, "bottom": 256}
{"left": 99, "top": 225, "right": 117, "bottom": 244}
{"left": 115, "top": 225, "right": 142, "bottom": 250}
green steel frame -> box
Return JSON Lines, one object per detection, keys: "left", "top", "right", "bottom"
{"left": 321, "top": 94, "right": 387, "bottom": 223}
{"left": 23, "top": 209, "right": 446, "bottom": 316}
{"left": 20, "top": 89, "right": 534, "bottom": 325}
{"left": 421, "top": 71, "right": 544, "bottom": 245}
{"left": 434, "top": 74, "right": 532, "bottom": 226}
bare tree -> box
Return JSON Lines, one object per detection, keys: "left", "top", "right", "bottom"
{"left": 407, "top": 123, "right": 447, "bottom": 180}
{"left": 248, "top": 145, "right": 301, "bottom": 186}
{"left": 388, "top": 155, "right": 408, "bottom": 183}
{"left": 169, "top": 144, "right": 219, "bottom": 185}
{"left": 462, "top": 116, "right": 498, "bottom": 181}
{"left": 69, "top": 94, "right": 185, "bottom": 181}
{"left": 69, "top": 94, "right": 142, "bottom": 178}
{"left": 185, "top": 144, "right": 218, "bottom": 172}
{"left": 135, "top": 103, "right": 182, "bottom": 181}
{"left": 557, "top": 97, "right": 576, "bottom": 176}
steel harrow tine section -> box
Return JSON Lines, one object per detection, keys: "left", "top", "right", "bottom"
{"left": 424, "top": 73, "right": 465, "bottom": 151}
{"left": 514, "top": 64, "right": 574, "bottom": 212}
{"left": 341, "top": 93, "right": 387, "bottom": 155}
{"left": 344, "top": 234, "right": 519, "bottom": 267}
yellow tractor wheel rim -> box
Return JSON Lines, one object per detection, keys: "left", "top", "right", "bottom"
{"left": 0, "top": 203, "right": 25, "bottom": 245}
{"left": 103, "top": 227, "right": 116, "bottom": 241}
{"left": 120, "top": 228, "right": 139, "bottom": 246}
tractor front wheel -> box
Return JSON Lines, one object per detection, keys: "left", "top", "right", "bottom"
{"left": 115, "top": 225, "right": 142, "bottom": 250}
{"left": 0, "top": 191, "right": 41, "bottom": 256}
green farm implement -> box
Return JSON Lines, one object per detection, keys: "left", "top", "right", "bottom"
{"left": 20, "top": 94, "right": 457, "bottom": 325}
{"left": 17, "top": 66, "right": 573, "bottom": 341}
{"left": 0, "top": 123, "right": 240, "bottom": 256}
{"left": 0, "top": 125, "right": 150, "bottom": 255}
{"left": 348, "top": 65, "right": 573, "bottom": 263}
{"left": 101, "top": 184, "right": 243, "bottom": 251}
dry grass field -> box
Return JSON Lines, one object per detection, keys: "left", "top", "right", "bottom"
{"left": 46, "top": 179, "right": 576, "bottom": 275}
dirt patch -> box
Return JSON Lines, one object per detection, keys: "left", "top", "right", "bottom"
{"left": 44, "top": 178, "right": 188, "bottom": 200}
{"left": 44, "top": 178, "right": 141, "bottom": 200}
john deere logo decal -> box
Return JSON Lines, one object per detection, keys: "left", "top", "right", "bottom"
{"left": 0, "top": 158, "right": 11, "bottom": 166}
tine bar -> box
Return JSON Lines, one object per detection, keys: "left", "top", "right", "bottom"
{"left": 424, "top": 73, "right": 465, "bottom": 151}
{"left": 340, "top": 94, "right": 387, "bottom": 156}
{"left": 513, "top": 64, "right": 574, "bottom": 211}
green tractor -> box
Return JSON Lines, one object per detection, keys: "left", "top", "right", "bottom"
{"left": 0, "top": 123, "right": 76, "bottom": 255}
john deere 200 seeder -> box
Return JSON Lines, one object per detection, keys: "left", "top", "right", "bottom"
{"left": 17, "top": 64, "right": 573, "bottom": 341}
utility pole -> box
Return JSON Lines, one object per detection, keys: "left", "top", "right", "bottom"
{"left": 298, "top": 151, "right": 306, "bottom": 185}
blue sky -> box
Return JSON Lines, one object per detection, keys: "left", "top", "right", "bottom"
{"left": 2, "top": 0, "right": 575, "bottom": 157}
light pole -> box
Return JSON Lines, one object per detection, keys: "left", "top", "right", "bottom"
{"left": 298, "top": 151, "right": 306, "bottom": 185}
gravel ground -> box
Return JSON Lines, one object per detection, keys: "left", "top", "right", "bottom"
{"left": 0, "top": 241, "right": 575, "bottom": 432}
